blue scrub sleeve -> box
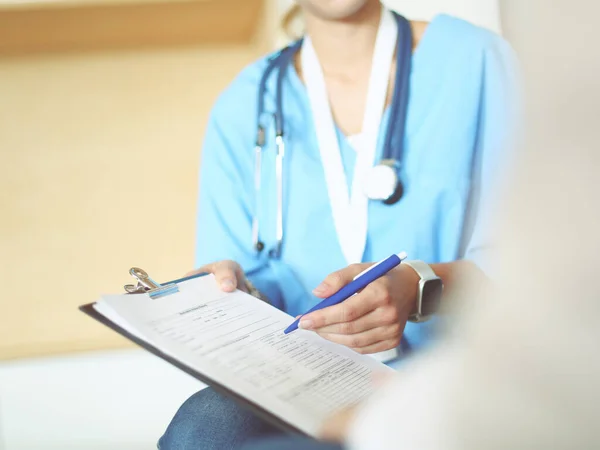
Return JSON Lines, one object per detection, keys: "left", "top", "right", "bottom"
{"left": 194, "top": 107, "right": 284, "bottom": 307}
{"left": 462, "top": 36, "right": 522, "bottom": 276}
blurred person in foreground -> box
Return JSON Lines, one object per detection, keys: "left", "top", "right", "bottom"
{"left": 240, "top": 0, "right": 600, "bottom": 448}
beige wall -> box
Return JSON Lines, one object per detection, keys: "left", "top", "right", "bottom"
{"left": 0, "top": 2, "right": 276, "bottom": 360}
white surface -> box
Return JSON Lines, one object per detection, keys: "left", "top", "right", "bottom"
{"left": 0, "top": 350, "right": 204, "bottom": 450}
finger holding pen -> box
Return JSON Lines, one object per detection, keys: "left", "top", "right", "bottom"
{"left": 294, "top": 253, "right": 418, "bottom": 354}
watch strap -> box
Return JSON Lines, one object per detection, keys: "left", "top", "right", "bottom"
{"left": 403, "top": 260, "right": 437, "bottom": 281}
{"left": 404, "top": 260, "right": 440, "bottom": 322}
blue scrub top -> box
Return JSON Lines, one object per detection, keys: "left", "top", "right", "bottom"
{"left": 194, "top": 15, "right": 519, "bottom": 354}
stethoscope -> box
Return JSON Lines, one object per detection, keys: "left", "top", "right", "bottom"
{"left": 253, "top": 12, "right": 413, "bottom": 257}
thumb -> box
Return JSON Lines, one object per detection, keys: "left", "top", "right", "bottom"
{"left": 199, "top": 260, "right": 243, "bottom": 292}
{"left": 313, "top": 263, "right": 371, "bottom": 298}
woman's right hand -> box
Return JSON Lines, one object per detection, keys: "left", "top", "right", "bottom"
{"left": 185, "top": 260, "right": 248, "bottom": 293}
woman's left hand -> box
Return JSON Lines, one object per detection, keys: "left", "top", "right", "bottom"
{"left": 298, "top": 263, "right": 420, "bottom": 354}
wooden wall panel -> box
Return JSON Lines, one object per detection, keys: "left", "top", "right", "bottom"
{"left": 0, "top": 0, "right": 278, "bottom": 360}
{"left": 0, "top": 0, "right": 263, "bottom": 55}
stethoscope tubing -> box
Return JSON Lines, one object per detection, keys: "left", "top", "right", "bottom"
{"left": 252, "top": 13, "right": 412, "bottom": 256}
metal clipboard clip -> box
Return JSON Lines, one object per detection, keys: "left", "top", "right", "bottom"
{"left": 123, "top": 267, "right": 179, "bottom": 299}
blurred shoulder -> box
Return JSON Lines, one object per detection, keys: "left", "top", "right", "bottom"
{"left": 426, "top": 14, "right": 515, "bottom": 58}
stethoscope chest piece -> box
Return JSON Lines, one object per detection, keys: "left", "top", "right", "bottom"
{"left": 363, "top": 159, "right": 403, "bottom": 205}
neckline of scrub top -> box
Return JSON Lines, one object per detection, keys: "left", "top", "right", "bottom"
{"left": 346, "top": 133, "right": 364, "bottom": 152}
{"left": 286, "top": 13, "right": 447, "bottom": 140}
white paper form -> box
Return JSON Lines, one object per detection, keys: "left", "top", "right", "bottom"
{"left": 95, "top": 275, "right": 392, "bottom": 436}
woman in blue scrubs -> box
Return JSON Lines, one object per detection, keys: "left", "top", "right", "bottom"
{"left": 159, "top": 0, "right": 519, "bottom": 448}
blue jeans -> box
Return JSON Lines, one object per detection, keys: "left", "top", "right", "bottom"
{"left": 158, "top": 387, "right": 342, "bottom": 450}
{"left": 240, "top": 437, "right": 342, "bottom": 450}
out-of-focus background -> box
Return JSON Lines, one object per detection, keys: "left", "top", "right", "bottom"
{"left": 0, "top": 1, "right": 500, "bottom": 448}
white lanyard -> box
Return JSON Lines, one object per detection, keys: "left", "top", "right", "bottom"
{"left": 302, "top": 7, "right": 397, "bottom": 265}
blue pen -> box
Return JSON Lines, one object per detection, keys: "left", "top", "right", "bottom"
{"left": 283, "top": 252, "right": 408, "bottom": 334}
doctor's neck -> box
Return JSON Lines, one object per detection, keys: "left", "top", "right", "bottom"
{"left": 302, "top": 0, "right": 383, "bottom": 75}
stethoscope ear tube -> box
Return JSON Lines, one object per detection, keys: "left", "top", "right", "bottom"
{"left": 379, "top": 13, "right": 413, "bottom": 205}
{"left": 253, "top": 41, "right": 303, "bottom": 255}
{"left": 253, "top": 124, "right": 266, "bottom": 253}
{"left": 253, "top": 54, "right": 279, "bottom": 254}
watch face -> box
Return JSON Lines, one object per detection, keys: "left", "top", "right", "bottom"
{"left": 422, "top": 279, "right": 443, "bottom": 316}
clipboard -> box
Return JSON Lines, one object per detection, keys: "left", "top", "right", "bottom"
{"left": 79, "top": 268, "right": 306, "bottom": 437}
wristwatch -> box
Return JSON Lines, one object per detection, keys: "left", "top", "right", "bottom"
{"left": 403, "top": 260, "right": 443, "bottom": 323}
